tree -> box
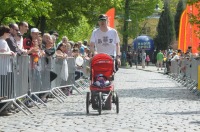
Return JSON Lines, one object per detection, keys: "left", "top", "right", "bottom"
{"left": 0, "top": 0, "right": 167, "bottom": 43}
{"left": 187, "top": 0, "right": 200, "bottom": 39}
{"left": 0, "top": 0, "right": 123, "bottom": 41}
{"left": 0, "top": 0, "right": 52, "bottom": 25}
{"left": 174, "top": 0, "right": 187, "bottom": 39}
{"left": 39, "top": 0, "right": 123, "bottom": 41}
{"left": 154, "top": 0, "right": 176, "bottom": 50}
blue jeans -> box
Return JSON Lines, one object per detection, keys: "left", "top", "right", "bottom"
{"left": 75, "top": 70, "right": 83, "bottom": 80}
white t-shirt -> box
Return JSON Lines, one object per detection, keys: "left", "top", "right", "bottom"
{"left": 90, "top": 27, "right": 120, "bottom": 57}
{"left": 0, "top": 39, "right": 12, "bottom": 75}
{"left": 16, "top": 36, "right": 23, "bottom": 50}
{"left": 171, "top": 55, "right": 179, "bottom": 61}
{"left": 0, "top": 39, "right": 11, "bottom": 52}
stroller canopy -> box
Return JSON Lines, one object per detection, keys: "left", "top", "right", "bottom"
{"left": 91, "top": 53, "right": 114, "bottom": 80}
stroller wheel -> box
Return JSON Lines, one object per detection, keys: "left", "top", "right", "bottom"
{"left": 86, "top": 92, "right": 90, "bottom": 114}
{"left": 98, "top": 92, "right": 102, "bottom": 115}
{"left": 112, "top": 91, "right": 116, "bottom": 103}
{"left": 115, "top": 93, "right": 119, "bottom": 114}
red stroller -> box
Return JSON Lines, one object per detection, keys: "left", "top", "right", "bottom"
{"left": 86, "top": 53, "right": 119, "bottom": 115}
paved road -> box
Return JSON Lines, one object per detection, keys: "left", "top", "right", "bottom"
{"left": 0, "top": 66, "right": 200, "bottom": 132}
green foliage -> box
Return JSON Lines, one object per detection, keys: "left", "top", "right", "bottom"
{"left": 0, "top": 0, "right": 180, "bottom": 45}
{"left": 116, "top": 0, "right": 159, "bottom": 47}
{"left": 187, "top": 0, "right": 199, "bottom": 4}
{"left": 154, "top": 1, "right": 176, "bottom": 50}
{"left": 0, "top": 0, "right": 52, "bottom": 25}
{"left": 174, "top": 0, "right": 187, "bottom": 39}
{"left": 169, "top": 0, "right": 182, "bottom": 15}
{"left": 61, "top": 16, "right": 93, "bottom": 42}
{"left": 44, "top": 0, "right": 123, "bottom": 41}
{"left": 187, "top": 0, "right": 200, "bottom": 39}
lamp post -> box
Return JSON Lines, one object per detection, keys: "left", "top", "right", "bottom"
{"left": 122, "top": 0, "right": 129, "bottom": 53}
{"left": 121, "top": 0, "right": 130, "bottom": 66}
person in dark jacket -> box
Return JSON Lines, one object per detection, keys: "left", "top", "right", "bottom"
{"left": 126, "top": 50, "right": 132, "bottom": 67}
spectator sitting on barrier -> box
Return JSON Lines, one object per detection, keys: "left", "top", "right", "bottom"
{"left": 24, "top": 28, "right": 45, "bottom": 65}
{"left": 78, "top": 41, "right": 86, "bottom": 56}
{"left": 187, "top": 46, "right": 192, "bottom": 58}
{"left": 55, "top": 43, "right": 68, "bottom": 58}
{"left": 41, "top": 33, "right": 51, "bottom": 49}
{"left": 69, "top": 41, "right": 75, "bottom": 49}
{"left": 23, "top": 28, "right": 41, "bottom": 55}
{"left": 49, "top": 30, "right": 59, "bottom": 42}
{"left": 17, "top": 21, "right": 29, "bottom": 53}
{"left": 171, "top": 51, "right": 179, "bottom": 61}
{"left": 66, "top": 42, "right": 73, "bottom": 57}
{"left": 31, "top": 39, "right": 45, "bottom": 65}
{"left": 6, "top": 23, "right": 25, "bottom": 55}
{"left": 83, "top": 46, "right": 90, "bottom": 60}
{"left": 51, "top": 35, "right": 57, "bottom": 49}
{"left": 57, "top": 36, "right": 68, "bottom": 48}
{"left": 40, "top": 36, "right": 57, "bottom": 102}
{"left": 72, "top": 48, "right": 84, "bottom": 80}
{"left": 0, "top": 25, "right": 15, "bottom": 55}
{"left": 0, "top": 25, "right": 15, "bottom": 116}
{"left": 44, "top": 36, "right": 55, "bottom": 57}
{"left": 38, "top": 35, "right": 43, "bottom": 49}
{"left": 73, "top": 43, "right": 79, "bottom": 49}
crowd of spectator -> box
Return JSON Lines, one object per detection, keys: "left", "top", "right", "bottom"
{"left": 154, "top": 46, "right": 196, "bottom": 74}
{"left": 0, "top": 22, "right": 91, "bottom": 116}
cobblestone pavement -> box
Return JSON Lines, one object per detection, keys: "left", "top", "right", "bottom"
{"left": 1, "top": 66, "right": 200, "bottom": 132}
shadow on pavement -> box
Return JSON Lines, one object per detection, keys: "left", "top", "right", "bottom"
{"left": 116, "top": 87, "right": 198, "bottom": 100}
{"left": 155, "top": 111, "right": 200, "bottom": 115}
{"left": 48, "top": 111, "right": 117, "bottom": 116}
{"left": 189, "top": 121, "right": 200, "bottom": 124}
{"left": 48, "top": 111, "right": 86, "bottom": 116}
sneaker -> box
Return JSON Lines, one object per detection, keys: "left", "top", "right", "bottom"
{"left": 7, "top": 109, "right": 16, "bottom": 114}
{"left": 0, "top": 96, "right": 7, "bottom": 101}
{"left": 112, "top": 93, "right": 116, "bottom": 103}
{"left": 26, "top": 102, "right": 34, "bottom": 108}
{"left": 0, "top": 110, "right": 13, "bottom": 116}
{"left": 41, "top": 98, "right": 47, "bottom": 103}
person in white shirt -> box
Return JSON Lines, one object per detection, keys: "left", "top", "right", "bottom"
{"left": 0, "top": 25, "right": 14, "bottom": 55}
{"left": 17, "top": 21, "right": 29, "bottom": 51}
{"left": 171, "top": 52, "right": 179, "bottom": 61}
{"left": 0, "top": 25, "right": 15, "bottom": 116}
{"left": 90, "top": 14, "right": 121, "bottom": 67}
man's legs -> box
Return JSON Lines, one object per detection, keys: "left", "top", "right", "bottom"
{"left": 75, "top": 70, "right": 83, "bottom": 80}
{"left": 157, "top": 61, "right": 160, "bottom": 70}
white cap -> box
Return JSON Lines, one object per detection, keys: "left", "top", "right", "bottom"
{"left": 31, "top": 28, "right": 40, "bottom": 33}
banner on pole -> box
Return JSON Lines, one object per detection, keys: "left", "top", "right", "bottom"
{"left": 106, "top": 8, "right": 115, "bottom": 28}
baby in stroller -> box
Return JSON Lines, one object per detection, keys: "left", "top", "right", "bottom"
{"left": 93, "top": 74, "right": 111, "bottom": 88}
{"left": 86, "top": 53, "right": 119, "bottom": 115}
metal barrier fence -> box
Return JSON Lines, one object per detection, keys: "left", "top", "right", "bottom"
{"left": 0, "top": 55, "right": 90, "bottom": 115}
{"left": 168, "top": 57, "right": 200, "bottom": 95}
{"left": 0, "top": 54, "right": 15, "bottom": 99}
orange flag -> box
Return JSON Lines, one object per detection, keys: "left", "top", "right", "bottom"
{"left": 106, "top": 8, "right": 115, "bottom": 28}
{"left": 179, "top": 2, "right": 200, "bottom": 53}
{"left": 192, "top": 3, "right": 200, "bottom": 53}
{"left": 178, "top": 10, "right": 186, "bottom": 52}
{"left": 185, "top": 4, "right": 193, "bottom": 53}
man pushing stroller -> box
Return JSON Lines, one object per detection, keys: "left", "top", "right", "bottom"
{"left": 90, "top": 14, "right": 121, "bottom": 72}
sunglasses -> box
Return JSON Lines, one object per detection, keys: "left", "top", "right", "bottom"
{"left": 98, "top": 19, "right": 106, "bottom": 22}
{"left": 14, "top": 29, "right": 19, "bottom": 32}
